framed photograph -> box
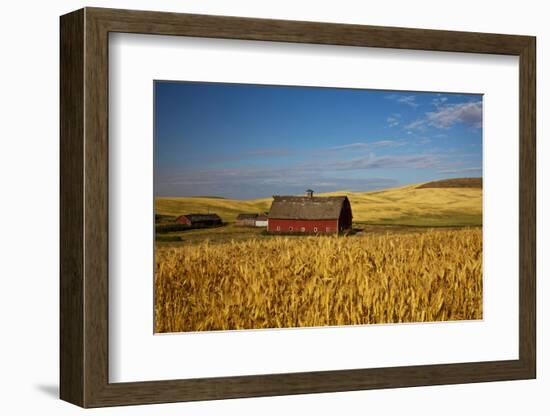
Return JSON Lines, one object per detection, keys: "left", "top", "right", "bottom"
{"left": 60, "top": 7, "right": 536, "bottom": 408}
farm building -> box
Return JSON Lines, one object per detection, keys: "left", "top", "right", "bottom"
{"left": 175, "top": 213, "right": 222, "bottom": 228}
{"left": 235, "top": 213, "right": 259, "bottom": 227}
{"left": 255, "top": 214, "right": 268, "bottom": 227}
{"left": 267, "top": 191, "right": 352, "bottom": 234}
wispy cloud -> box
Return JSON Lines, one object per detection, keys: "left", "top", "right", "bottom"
{"left": 404, "top": 119, "right": 426, "bottom": 131}
{"left": 156, "top": 149, "right": 448, "bottom": 195}
{"left": 427, "top": 101, "right": 482, "bottom": 129}
{"left": 155, "top": 165, "right": 402, "bottom": 198}
{"left": 208, "top": 147, "right": 291, "bottom": 163}
{"left": 156, "top": 147, "right": 478, "bottom": 197}
{"left": 330, "top": 140, "right": 406, "bottom": 151}
{"left": 387, "top": 114, "right": 401, "bottom": 127}
{"left": 438, "top": 167, "right": 482, "bottom": 174}
{"left": 245, "top": 148, "right": 291, "bottom": 157}
{"left": 324, "top": 153, "right": 441, "bottom": 171}
{"left": 432, "top": 96, "right": 448, "bottom": 106}
{"left": 386, "top": 94, "right": 419, "bottom": 108}
{"left": 406, "top": 101, "right": 482, "bottom": 130}
{"left": 208, "top": 140, "right": 408, "bottom": 165}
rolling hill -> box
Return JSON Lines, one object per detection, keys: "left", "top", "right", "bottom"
{"left": 416, "top": 177, "right": 482, "bottom": 189}
{"left": 155, "top": 180, "right": 482, "bottom": 227}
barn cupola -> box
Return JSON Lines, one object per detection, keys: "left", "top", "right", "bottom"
{"left": 306, "top": 189, "right": 314, "bottom": 198}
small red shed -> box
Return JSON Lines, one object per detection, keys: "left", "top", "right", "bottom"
{"left": 175, "top": 213, "right": 222, "bottom": 228}
{"left": 267, "top": 192, "right": 352, "bottom": 234}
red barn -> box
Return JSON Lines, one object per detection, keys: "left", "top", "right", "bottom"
{"left": 267, "top": 192, "right": 352, "bottom": 234}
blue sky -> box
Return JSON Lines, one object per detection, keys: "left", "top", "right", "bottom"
{"left": 154, "top": 81, "right": 482, "bottom": 199}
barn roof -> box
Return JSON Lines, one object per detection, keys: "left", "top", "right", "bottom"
{"left": 178, "top": 213, "right": 221, "bottom": 222}
{"left": 268, "top": 196, "right": 350, "bottom": 220}
{"left": 236, "top": 213, "right": 258, "bottom": 220}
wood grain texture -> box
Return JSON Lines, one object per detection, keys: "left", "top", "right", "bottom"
{"left": 83, "top": 10, "right": 110, "bottom": 407}
{"left": 518, "top": 38, "right": 537, "bottom": 376}
{"left": 59, "top": 7, "right": 537, "bottom": 408}
{"left": 59, "top": 8, "right": 84, "bottom": 407}
{"left": 88, "top": 7, "right": 532, "bottom": 55}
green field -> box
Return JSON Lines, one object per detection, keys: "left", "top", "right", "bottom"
{"left": 155, "top": 182, "right": 482, "bottom": 227}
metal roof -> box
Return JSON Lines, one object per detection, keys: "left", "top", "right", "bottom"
{"left": 267, "top": 196, "right": 349, "bottom": 220}
{"left": 236, "top": 213, "right": 259, "bottom": 220}
{"left": 177, "top": 213, "right": 222, "bottom": 222}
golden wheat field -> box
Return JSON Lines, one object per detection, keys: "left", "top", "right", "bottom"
{"left": 154, "top": 228, "right": 482, "bottom": 333}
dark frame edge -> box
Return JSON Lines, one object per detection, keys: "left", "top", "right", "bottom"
{"left": 88, "top": 360, "right": 531, "bottom": 408}
{"left": 60, "top": 8, "right": 86, "bottom": 407}
{"left": 84, "top": 6, "right": 534, "bottom": 54}
{"left": 518, "top": 36, "right": 537, "bottom": 379}
{"left": 60, "top": 7, "right": 537, "bottom": 408}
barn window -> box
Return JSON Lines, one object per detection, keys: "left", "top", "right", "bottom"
{"left": 276, "top": 226, "right": 280, "bottom": 231}
{"left": 289, "top": 226, "right": 293, "bottom": 231}
{"left": 313, "top": 227, "right": 318, "bottom": 232}
{"left": 300, "top": 227, "right": 305, "bottom": 232}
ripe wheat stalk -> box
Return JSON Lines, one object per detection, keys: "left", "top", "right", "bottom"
{"left": 155, "top": 228, "right": 482, "bottom": 332}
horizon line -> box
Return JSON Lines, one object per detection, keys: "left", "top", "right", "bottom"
{"left": 154, "top": 176, "right": 482, "bottom": 201}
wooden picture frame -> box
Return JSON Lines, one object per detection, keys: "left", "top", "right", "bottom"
{"left": 60, "top": 7, "right": 536, "bottom": 408}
